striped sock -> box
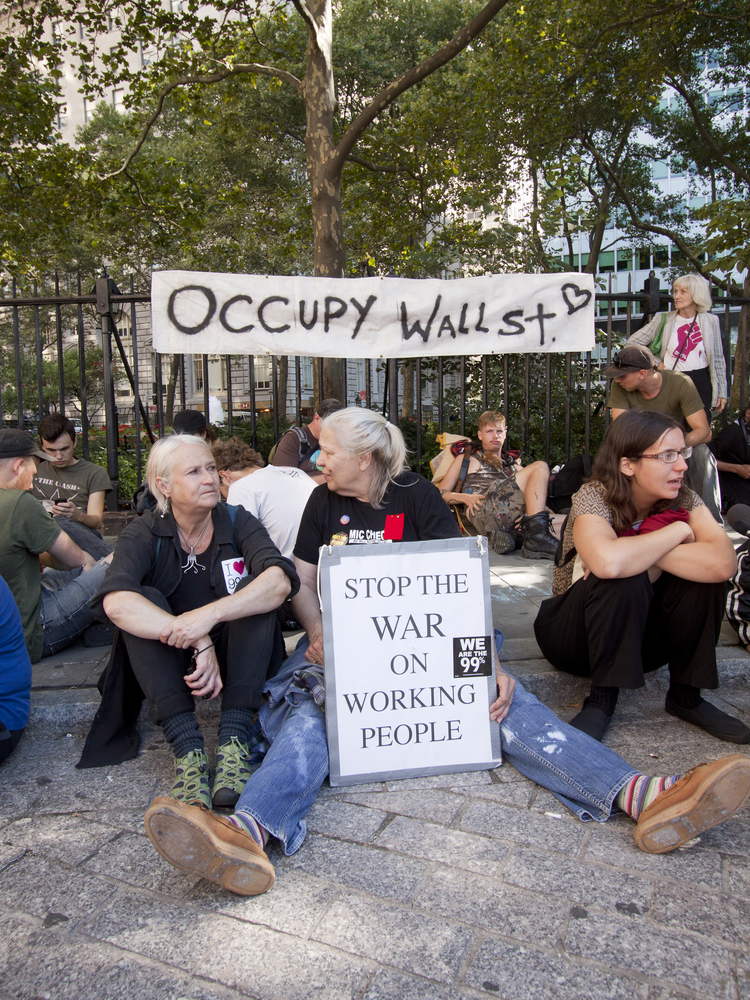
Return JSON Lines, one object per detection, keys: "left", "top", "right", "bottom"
{"left": 615, "top": 773, "right": 683, "bottom": 821}
{"left": 228, "top": 810, "right": 269, "bottom": 849}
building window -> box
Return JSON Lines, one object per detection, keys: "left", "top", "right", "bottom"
{"left": 727, "top": 88, "right": 744, "bottom": 111}
{"left": 57, "top": 103, "right": 68, "bottom": 129}
{"left": 598, "top": 251, "right": 615, "bottom": 273}
{"left": 670, "top": 158, "right": 686, "bottom": 178}
{"left": 637, "top": 249, "right": 651, "bottom": 270}
{"left": 112, "top": 88, "right": 125, "bottom": 111}
{"left": 83, "top": 98, "right": 94, "bottom": 123}
{"left": 617, "top": 250, "right": 632, "bottom": 271}
{"left": 651, "top": 160, "right": 669, "bottom": 180}
{"left": 653, "top": 246, "right": 669, "bottom": 268}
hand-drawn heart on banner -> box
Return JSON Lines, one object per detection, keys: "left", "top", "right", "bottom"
{"left": 562, "top": 283, "right": 592, "bottom": 315}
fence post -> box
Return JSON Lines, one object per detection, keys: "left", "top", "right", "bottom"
{"left": 95, "top": 276, "right": 120, "bottom": 510}
{"left": 643, "top": 273, "right": 661, "bottom": 323}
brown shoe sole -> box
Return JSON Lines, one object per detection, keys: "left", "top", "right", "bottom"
{"left": 633, "top": 754, "right": 750, "bottom": 854}
{"left": 144, "top": 796, "right": 275, "bottom": 896}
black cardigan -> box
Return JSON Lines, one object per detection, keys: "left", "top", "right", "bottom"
{"left": 78, "top": 504, "right": 298, "bottom": 769}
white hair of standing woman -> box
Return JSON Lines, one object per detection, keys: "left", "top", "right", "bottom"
{"left": 673, "top": 273, "right": 713, "bottom": 313}
{"left": 322, "top": 407, "right": 408, "bottom": 508}
{"left": 146, "top": 434, "right": 213, "bottom": 515}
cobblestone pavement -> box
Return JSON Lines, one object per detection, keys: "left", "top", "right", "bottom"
{"left": 2, "top": 549, "right": 750, "bottom": 1000}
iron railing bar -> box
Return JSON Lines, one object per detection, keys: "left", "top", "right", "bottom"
{"left": 130, "top": 279, "right": 143, "bottom": 483}
{"left": 76, "top": 274, "right": 89, "bottom": 458}
{"left": 12, "top": 279, "right": 23, "bottom": 431}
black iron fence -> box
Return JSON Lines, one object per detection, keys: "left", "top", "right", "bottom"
{"left": 1, "top": 274, "right": 747, "bottom": 510}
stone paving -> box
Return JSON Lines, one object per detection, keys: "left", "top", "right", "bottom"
{"left": 2, "top": 549, "right": 750, "bottom": 1000}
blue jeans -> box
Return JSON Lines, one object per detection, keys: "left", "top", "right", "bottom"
{"left": 235, "top": 636, "right": 638, "bottom": 855}
{"left": 39, "top": 559, "right": 110, "bottom": 657}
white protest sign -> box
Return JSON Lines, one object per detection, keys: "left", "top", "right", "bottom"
{"left": 319, "top": 537, "right": 501, "bottom": 786}
{"left": 152, "top": 270, "right": 595, "bottom": 359}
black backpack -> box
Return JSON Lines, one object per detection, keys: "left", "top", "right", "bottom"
{"left": 547, "top": 454, "right": 593, "bottom": 513}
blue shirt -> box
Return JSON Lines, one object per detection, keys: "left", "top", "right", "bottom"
{"left": 0, "top": 574, "right": 32, "bottom": 730}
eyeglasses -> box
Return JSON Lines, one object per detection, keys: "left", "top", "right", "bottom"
{"left": 638, "top": 447, "right": 693, "bottom": 464}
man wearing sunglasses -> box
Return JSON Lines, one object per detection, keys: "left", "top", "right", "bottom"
{"left": 606, "top": 345, "right": 711, "bottom": 447}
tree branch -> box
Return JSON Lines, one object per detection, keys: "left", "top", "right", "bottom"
{"left": 332, "top": 0, "right": 510, "bottom": 171}
{"left": 123, "top": 168, "right": 147, "bottom": 207}
{"left": 96, "top": 62, "right": 302, "bottom": 182}
{"left": 666, "top": 68, "right": 750, "bottom": 187}
{"left": 290, "top": 0, "right": 320, "bottom": 45}
{"left": 580, "top": 135, "right": 741, "bottom": 295}
{"left": 347, "top": 153, "right": 405, "bottom": 175}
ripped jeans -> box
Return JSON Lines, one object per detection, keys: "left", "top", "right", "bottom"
{"left": 233, "top": 634, "right": 638, "bottom": 855}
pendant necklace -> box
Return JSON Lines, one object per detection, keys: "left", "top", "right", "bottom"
{"left": 175, "top": 514, "right": 212, "bottom": 574}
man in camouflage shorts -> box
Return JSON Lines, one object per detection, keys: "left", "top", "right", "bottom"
{"left": 438, "top": 411, "right": 557, "bottom": 560}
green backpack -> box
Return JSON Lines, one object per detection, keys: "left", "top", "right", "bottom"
{"left": 650, "top": 312, "right": 669, "bottom": 357}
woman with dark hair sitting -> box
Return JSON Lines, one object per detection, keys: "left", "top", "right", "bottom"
{"left": 535, "top": 409, "right": 746, "bottom": 743}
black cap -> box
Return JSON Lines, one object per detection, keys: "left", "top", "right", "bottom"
{"left": 0, "top": 428, "right": 49, "bottom": 461}
{"left": 603, "top": 345, "right": 658, "bottom": 379}
{"left": 172, "top": 410, "right": 207, "bottom": 435}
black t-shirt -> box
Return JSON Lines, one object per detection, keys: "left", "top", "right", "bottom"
{"left": 168, "top": 547, "right": 224, "bottom": 615}
{"left": 294, "top": 472, "right": 460, "bottom": 565}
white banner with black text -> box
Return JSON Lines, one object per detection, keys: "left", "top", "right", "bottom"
{"left": 151, "top": 270, "right": 595, "bottom": 358}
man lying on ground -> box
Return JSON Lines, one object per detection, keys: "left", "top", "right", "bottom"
{"left": 0, "top": 429, "right": 113, "bottom": 662}
{"left": 142, "top": 409, "right": 750, "bottom": 896}
{"left": 437, "top": 410, "right": 557, "bottom": 558}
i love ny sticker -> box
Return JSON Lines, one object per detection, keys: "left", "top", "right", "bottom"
{"left": 221, "top": 557, "right": 249, "bottom": 593}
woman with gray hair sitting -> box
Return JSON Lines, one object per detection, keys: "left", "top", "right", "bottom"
{"left": 90, "top": 434, "right": 298, "bottom": 808}
{"left": 626, "top": 272, "right": 727, "bottom": 419}
{"left": 143, "top": 408, "right": 460, "bottom": 890}
{"left": 141, "top": 410, "right": 750, "bottom": 896}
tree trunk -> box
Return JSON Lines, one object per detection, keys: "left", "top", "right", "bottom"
{"left": 302, "top": 0, "right": 347, "bottom": 402}
{"left": 165, "top": 353, "right": 182, "bottom": 425}
{"left": 584, "top": 180, "right": 612, "bottom": 274}
{"left": 731, "top": 270, "right": 750, "bottom": 411}
{"left": 400, "top": 361, "right": 415, "bottom": 418}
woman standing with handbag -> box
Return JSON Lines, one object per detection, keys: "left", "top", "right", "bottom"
{"left": 626, "top": 273, "right": 727, "bottom": 422}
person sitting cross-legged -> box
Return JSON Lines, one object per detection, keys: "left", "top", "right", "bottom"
{"left": 0, "top": 429, "right": 113, "bottom": 663}
{"left": 534, "top": 409, "right": 748, "bottom": 744}
{"left": 140, "top": 409, "right": 750, "bottom": 897}
{"left": 91, "top": 434, "right": 299, "bottom": 809}
{"left": 438, "top": 410, "right": 558, "bottom": 559}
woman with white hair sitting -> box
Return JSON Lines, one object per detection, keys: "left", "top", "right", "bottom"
{"left": 91, "top": 434, "right": 298, "bottom": 809}
{"left": 142, "top": 409, "right": 750, "bottom": 897}
{"left": 626, "top": 272, "right": 727, "bottom": 419}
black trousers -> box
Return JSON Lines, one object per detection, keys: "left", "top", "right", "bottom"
{"left": 121, "top": 585, "right": 278, "bottom": 725}
{"left": 534, "top": 571, "right": 725, "bottom": 690}
{"left": 685, "top": 366, "right": 713, "bottom": 426}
